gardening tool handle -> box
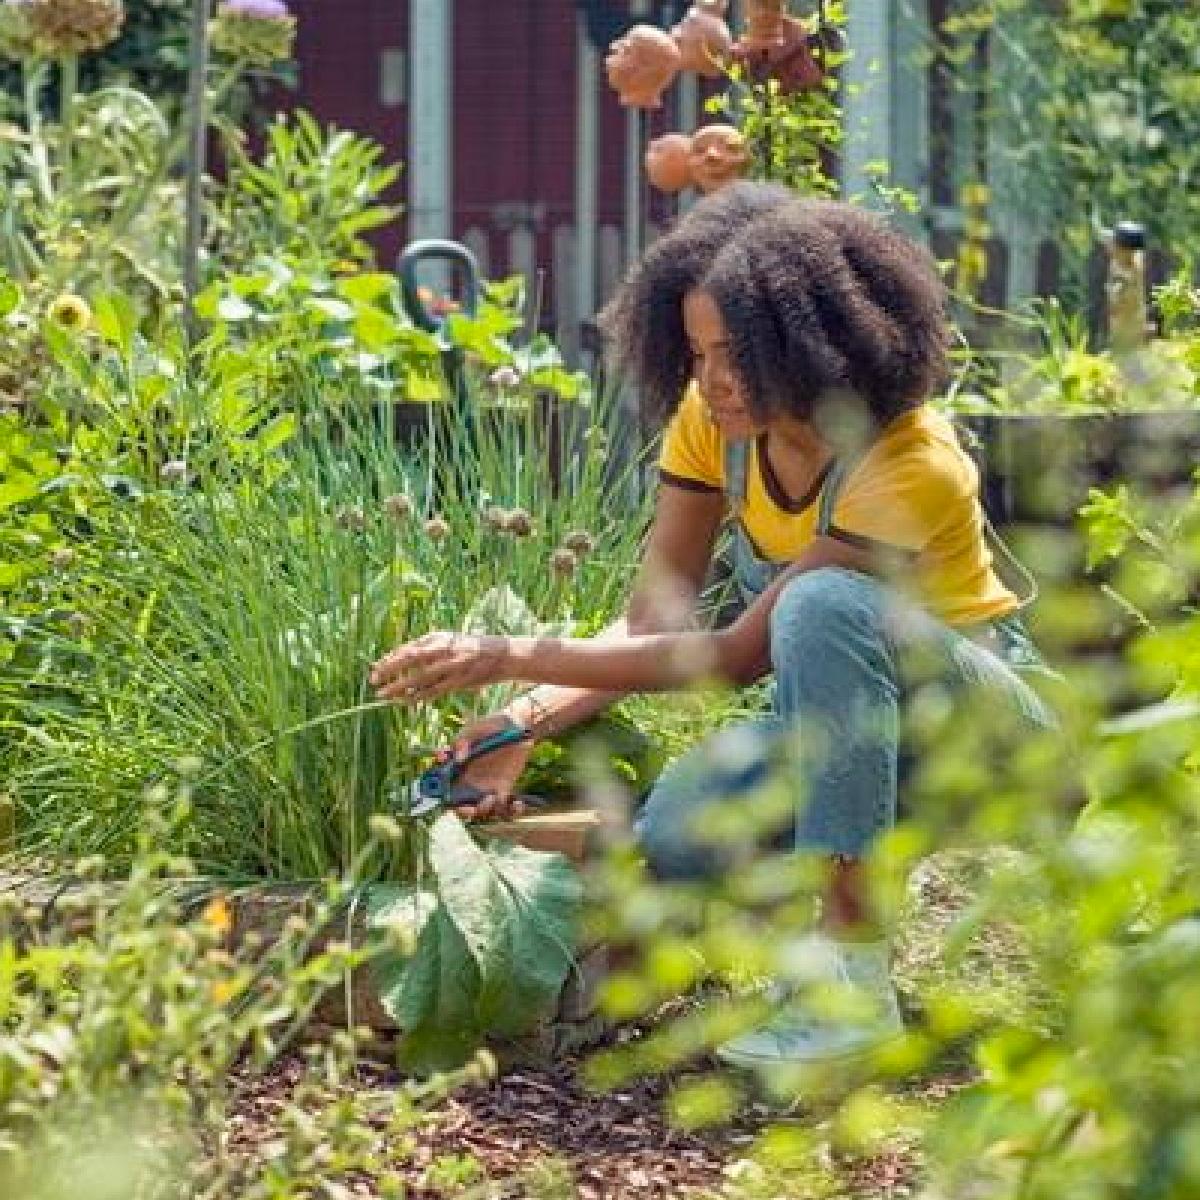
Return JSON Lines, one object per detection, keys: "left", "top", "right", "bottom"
{"left": 397, "top": 238, "right": 481, "bottom": 333}
{"left": 417, "top": 722, "right": 533, "bottom": 802}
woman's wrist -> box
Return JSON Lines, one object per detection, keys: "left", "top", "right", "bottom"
{"left": 505, "top": 685, "right": 557, "bottom": 741}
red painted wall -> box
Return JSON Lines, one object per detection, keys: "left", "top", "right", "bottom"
{"left": 282, "top": 2, "right": 718, "bottom": 329}
{"left": 287, "top": 0, "right": 410, "bottom": 266}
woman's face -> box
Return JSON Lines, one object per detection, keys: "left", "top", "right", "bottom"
{"left": 682, "top": 289, "right": 765, "bottom": 441}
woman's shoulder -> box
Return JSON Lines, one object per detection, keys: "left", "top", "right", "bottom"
{"left": 850, "top": 404, "right": 976, "bottom": 495}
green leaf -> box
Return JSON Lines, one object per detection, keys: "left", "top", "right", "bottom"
{"left": 366, "top": 816, "right": 582, "bottom": 1067}
{"left": 469, "top": 836, "right": 583, "bottom": 1035}
{"left": 0, "top": 475, "right": 40, "bottom": 513}
{"left": 404, "top": 368, "right": 448, "bottom": 403}
{"left": 353, "top": 306, "right": 399, "bottom": 353}
{"left": 306, "top": 297, "right": 355, "bottom": 322}
{"left": 253, "top": 412, "right": 297, "bottom": 455}
{"left": 92, "top": 293, "right": 139, "bottom": 355}
{"left": 336, "top": 273, "right": 397, "bottom": 305}
{"left": 0, "top": 274, "right": 20, "bottom": 319}
{"left": 529, "top": 366, "right": 584, "bottom": 400}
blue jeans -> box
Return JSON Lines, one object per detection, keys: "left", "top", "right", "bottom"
{"left": 634, "top": 567, "right": 1056, "bottom": 881}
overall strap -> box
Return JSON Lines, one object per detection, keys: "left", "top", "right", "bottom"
{"left": 723, "top": 438, "right": 750, "bottom": 516}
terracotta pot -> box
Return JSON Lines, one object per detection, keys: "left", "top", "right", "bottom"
{"left": 605, "top": 24, "right": 682, "bottom": 109}
{"left": 741, "top": 0, "right": 787, "bottom": 45}
{"left": 671, "top": 5, "right": 732, "bottom": 77}
{"left": 687, "top": 124, "right": 750, "bottom": 194}
{"left": 734, "top": 5, "right": 825, "bottom": 93}
{"left": 645, "top": 132, "right": 695, "bottom": 193}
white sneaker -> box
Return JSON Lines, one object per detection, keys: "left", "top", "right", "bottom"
{"left": 716, "top": 938, "right": 903, "bottom": 1070}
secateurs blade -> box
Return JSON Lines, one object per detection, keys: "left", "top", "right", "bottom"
{"left": 406, "top": 723, "right": 545, "bottom": 818}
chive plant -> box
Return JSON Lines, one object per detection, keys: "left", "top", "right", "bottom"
{"left": 13, "top": 366, "right": 651, "bottom": 882}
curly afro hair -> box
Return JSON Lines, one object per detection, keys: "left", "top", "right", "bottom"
{"left": 597, "top": 181, "right": 795, "bottom": 423}
{"left": 700, "top": 200, "right": 950, "bottom": 432}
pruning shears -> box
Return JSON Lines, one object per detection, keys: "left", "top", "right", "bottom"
{"left": 406, "top": 722, "right": 549, "bottom": 818}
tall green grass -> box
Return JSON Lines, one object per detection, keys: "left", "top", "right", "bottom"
{"left": 12, "top": 385, "right": 651, "bottom": 881}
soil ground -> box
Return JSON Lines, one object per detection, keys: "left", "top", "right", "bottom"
{"left": 224, "top": 850, "right": 1021, "bottom": 1199}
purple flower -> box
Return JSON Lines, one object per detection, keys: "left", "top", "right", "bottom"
{"left": 220, "top": 0, "right": 291, "bottom": 17}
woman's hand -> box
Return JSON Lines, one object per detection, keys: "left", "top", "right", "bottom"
{"left": 443, "top": 712, "right": 537, "bottom": 821}
{"left": 370, "top": 631, "right": 511, "bottom": 703}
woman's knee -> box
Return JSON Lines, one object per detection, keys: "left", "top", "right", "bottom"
{"left": 769, "top": 567, "right": 888, "bottom": 671}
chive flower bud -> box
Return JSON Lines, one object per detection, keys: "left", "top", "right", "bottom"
{"left": 483, "top": 504, "right": 510, "bottom": 532}
{"left": 489, "top": 365, "right": 521, "bottom": 391}
{"left": 550, "top": 548, "right": 578, "bottom": 578}
{"left": 562, "top": 530, "right": 595, "bottom": 557}
{"left": 423, "top": 515, "right": 450, "bottom": 541}
{"left": 505, "top": 508, "right": 533, "bottom": 538}
{"left": 336, "top": 505, "right": 366, "bottom": 532}
{"left": 384, "top": 493, "right": 413, "bottom": 522}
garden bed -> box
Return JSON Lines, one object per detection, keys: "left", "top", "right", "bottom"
{"left": 961, "top": 409, "right": 1200, "bottom": 526}
{"left": 0, "top": 808, "right": 613, "bottom": 1066}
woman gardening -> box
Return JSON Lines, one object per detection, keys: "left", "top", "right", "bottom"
{"left": 369, "top": 189, "right": 1056, "bottom": 1072}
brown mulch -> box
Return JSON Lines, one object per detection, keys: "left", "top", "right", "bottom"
{"left": 223, "top": 1052, "right": 970, "bottom": 1199}
{"left": 225, "top": 1053, "right": 733, "bottom": 1199}
{"left": 408, "top": 1062, "right": 732, "bottom": 1199}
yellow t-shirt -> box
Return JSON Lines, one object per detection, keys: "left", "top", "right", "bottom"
{"left": 658, "top": 385, "right": 1018, "bottom": 627}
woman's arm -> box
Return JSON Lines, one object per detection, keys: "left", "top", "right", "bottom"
{"left": 469, "top": 482, "right": 725, "bottom": 737}
{"left": 371, "top": 534, "right": 875, "bottom": 702}
{"left": 505, "top": 534, "right": 875, "bottom": 691}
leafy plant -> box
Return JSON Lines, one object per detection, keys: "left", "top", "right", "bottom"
{"left": 931, "top": 0, "right": 1200, "bottom": 306}
{"left": 213, "top": 111, "right": 403, "bottom": 275}
{"left": 0, "top": 0, "right": 294, "bottom": 322}
{"left": 0, "top": 793, "right": 474, "bottom": 1199}
{"left": 941, "top": 296, "right": 1200, "bottom": 413}
{"left": 710, "top": 1, "right": 849, "bottom": 198}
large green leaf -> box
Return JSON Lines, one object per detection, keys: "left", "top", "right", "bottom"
{"left": 366, "top": 815, "right": 582, "bottom": 1070}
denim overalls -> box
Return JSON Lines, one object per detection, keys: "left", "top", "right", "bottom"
{"left": 633, "top": 438, "right": 1056, "bottom": 882}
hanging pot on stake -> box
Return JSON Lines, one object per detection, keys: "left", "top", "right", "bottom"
{"left": 731, "top": 0, "right": 830, "bottom": 95}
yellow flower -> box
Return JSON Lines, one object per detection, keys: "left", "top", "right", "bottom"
{"left": 201, "top": 895, "right": 234, "bottom": 937}
{"left": 210, "top": 978, "right": 240, "bottom": 1006}
{"left": 46, "top": 293, "right": 92, "bottom": 333}
{"left": 959, "top": 182, "right": 991, "bottom": 210}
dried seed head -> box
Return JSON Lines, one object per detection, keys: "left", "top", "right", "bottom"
{"left": 160, "top": 458, "right": 189, "bottom": 484}
{"left": 0, "top": 2, "right": 37, "bottom": 58}
{"left": 66, "top": 611, "right": 91, "bottom": 638}
{"left": 483, "top": 504, "right": 510, "bottom": 532}
{"left": 505, "top": 508, "right": 533, "bottom": 537}
{"left": 550, "top": 548, "right": 578, "bottom": 578}
{"left": 25, "top": 0, "right": 124, "bottom": 56}
{"left": 336, "top": 505, "right": 366, "bottom": 532}
{"left": 282, "top": 914, "right": 309, "bottom": 939}
{"left": 384, "top": 493, "right": 413, "bottom": 522}
{"left": 562, "top": 530, "right": 595, "bottom": 557}
{"left": 50, "top": 547, "right": 75, "bottom": 571}
{"left": 463, "top": 1047, "right": 498, "bottom": 1085}
{"left": 423, "top": 515, "right": 450, "bottom": 541}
